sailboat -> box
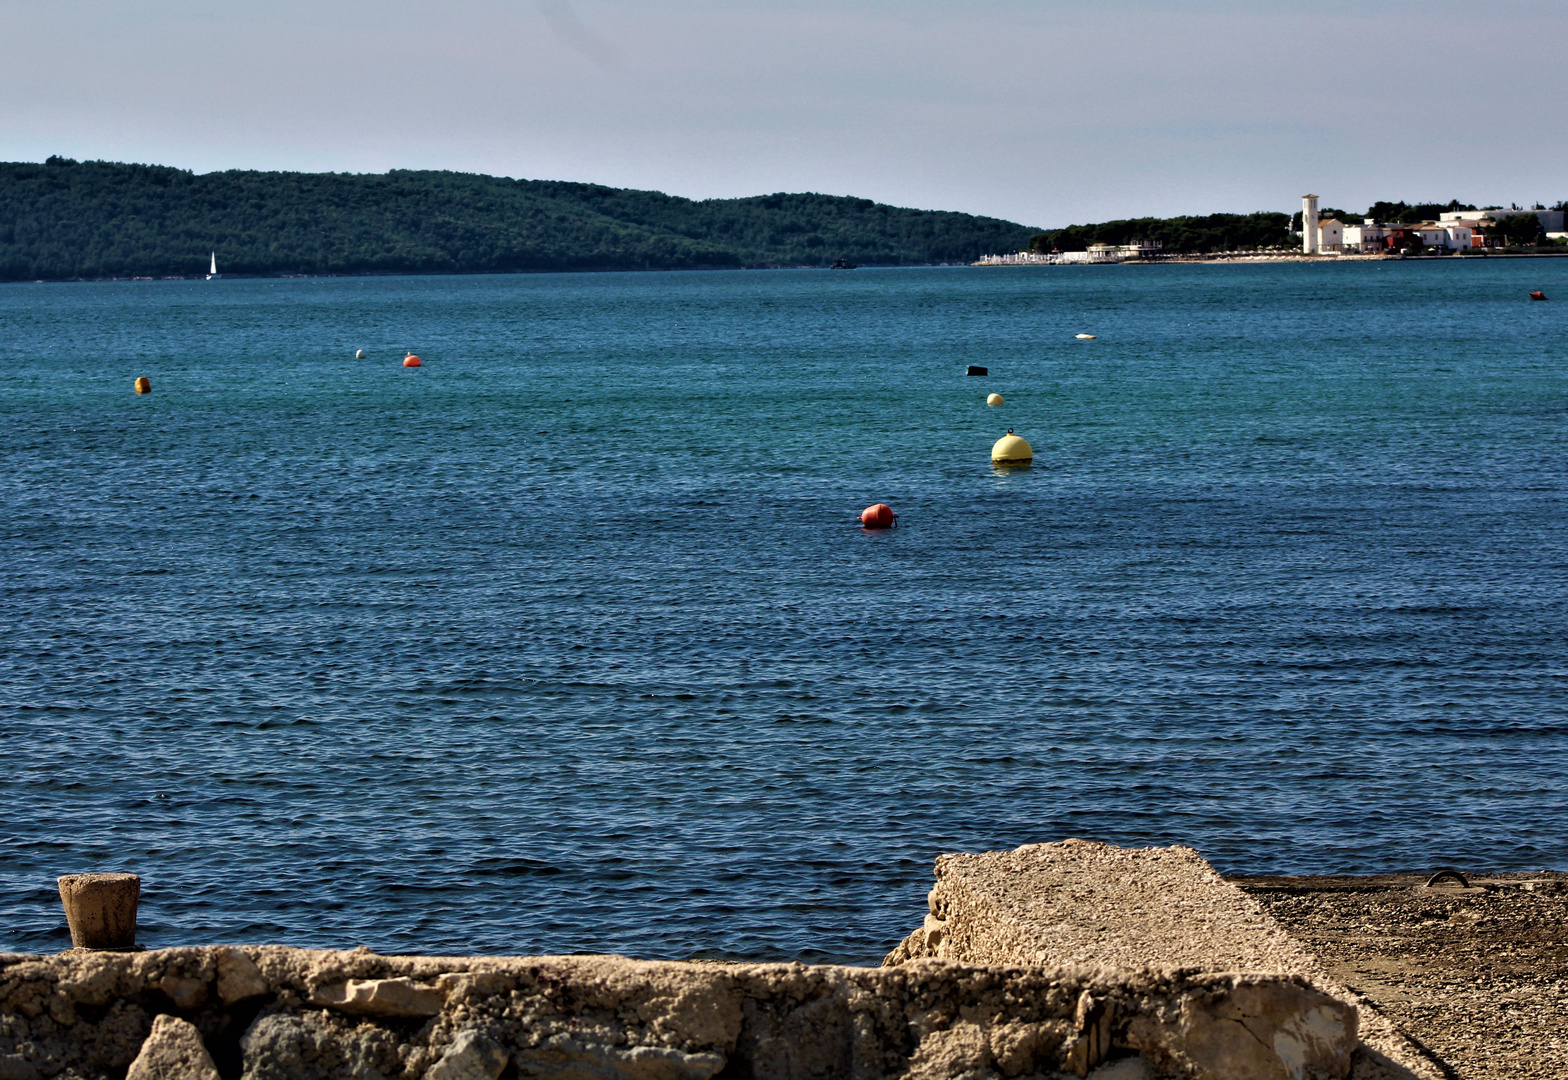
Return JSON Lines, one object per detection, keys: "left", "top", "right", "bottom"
{"left": 206, "top": 253, "right": 220, "bottom": 281}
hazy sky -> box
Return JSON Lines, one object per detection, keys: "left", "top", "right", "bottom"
{"left": 4, "top": 0, "right": 1566, "bottom": 227}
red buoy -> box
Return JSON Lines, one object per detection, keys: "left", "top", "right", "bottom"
{"left": 860, "top": 503, "right": 897, "bottom": 529}
{"left": 1529, "top": 291, "right": 1547, "bottom": 301}
{"left": 403, "top": 354, "right": 422, "bottom": 367}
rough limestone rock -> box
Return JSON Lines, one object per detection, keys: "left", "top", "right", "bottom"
{"left": 240, "top": 1010, "right": 405, "bottom": 1080}
{"left": 424, "top": 1030, "right": 508, "bottom": 1080}
{"left": 885, "top": 840, "right": 1321, "bottom": 971}
{"left": 310, "top": 977, "right": 446, "bottom": 1017}
{"left": 216, "top": 948, "right": 270, "bottom": 1005}
{"left": 1, "top": 944, "right": 1357, "bottom": 1080}
{"left": 884, "top": 839, "right": 1443, "bottom": 1080}
{"left": 0, "top": 841, "right": 1465, "bottom": 1080}
{"left": 125, "top": 1014, "right": 220, "bottom": 1080}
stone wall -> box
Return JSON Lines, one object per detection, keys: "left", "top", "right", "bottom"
{"left": 0, "top": 946, "right": 1358, "bottom": 1080}
{"left": 4, "top": 840, "right": 1460, "bottom": 1080}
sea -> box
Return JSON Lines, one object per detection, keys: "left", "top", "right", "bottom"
{"left": 2, "top": 259, "right": 1566, "bottom": 962}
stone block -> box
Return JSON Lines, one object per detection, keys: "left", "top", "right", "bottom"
{"left": 425, "top": 1031, "right": 509, "bottom": 1080}
{"left": 217, "top": 948, "right": 270, "bottom": 1004}
{"left": 310, "top": 976, "right": 446, "bottom": 1017}
{"left": 56, "top": 873, "right": 140, "bottom": 951}
{"left": 125, "top": 1014, "right": 220, "bottom": 1080}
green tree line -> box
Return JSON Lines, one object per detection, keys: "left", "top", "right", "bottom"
{"left": 1027, "top": 212, "right": 1294, "bottom": 254}
{"left": 0, "top": 158, "right": 1040, "bottom": 280}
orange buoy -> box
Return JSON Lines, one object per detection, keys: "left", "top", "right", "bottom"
{"left": 403, "top": 354, "right": 422, "bottom": 367}
{"left": 1529, "top": 291, "right": 1547, "bottom": 301}
{"left": 860, "top": 503, "right": 897, "bottom": 529}
{"left": 133, "top": 376, "right": 151, "bottom": 394}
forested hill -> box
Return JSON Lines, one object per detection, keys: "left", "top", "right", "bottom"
{"left": 0, "top": 158, "right": 1039, "bottom": 280}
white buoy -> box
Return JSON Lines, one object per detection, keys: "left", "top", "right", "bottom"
{"left": 1075, "top": 334, "right": 1096, "bottom": 340}
{"left": 987, "top": 393, "right": 1004, "bottom": 406}
{"left": 355, "top": 349, "right": 366, "bottom": 359}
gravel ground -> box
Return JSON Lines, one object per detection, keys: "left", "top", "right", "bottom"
{"left": 1232, "top": 872, "right": 1568, "bottom": 1080}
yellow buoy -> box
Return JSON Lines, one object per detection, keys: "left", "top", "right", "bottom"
{"left": 1075, "top": 333, "right": 1096, "bottom": 340}
{"left": 991, "top": 429, "right": 1032, "bottom": 466}
{"left": 134, "top": 376, "right": 151, "bottom": 394}
{"left": 986, "top": 393, "right": 1004, "bottom": 406}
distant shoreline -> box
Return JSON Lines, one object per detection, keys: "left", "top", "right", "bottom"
{"left": 975, "top": 250, "right": 1568, "bottom": 267}
{"left": 0, "top": 263, "right": 983, "bottom": 284}
{"left": 7, "top": 250, "right": 1568, "bottom": 284}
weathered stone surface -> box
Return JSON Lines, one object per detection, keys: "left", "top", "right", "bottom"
{"left": 0, "top": 945, "right": 1364, "bottom": 1080}
{"left": 1, "top": 843, "right": 1472, "bottom": 1080}
{"left": 0, "top": 1054, "right": 39, "bottom": 1080}
{"left": 217, "top": 947, "right": 270, "bottom": 1004}
{"left": 1125, "top": 978, "right": 1356, "bottom": 1080}
{"left": 425, "top": 1030, "right": 509, "bottom": 1080}
{"left": 56, "top": 873, "right": 140, "bottom": 950}
{"left": 885, "top": 839, "right": 1315, "bottom": 972}
{"left": 1087, "top": 1061, "right": 1151, "bottom": 1080}
{"left": 239, "top": 1010, "right": 404, "bottom": 1080}
{"left": 310, "top": 975, "right": 446, "bottom": 1017}
{"left": 125, "top": 1014, "right": 220, "bottom": 1080}
{"left": 513, "top": 1035, "right": 724, "bottom": 1079}
{"left": 884, "top": 839, "right": 1440, "bottom": 1080}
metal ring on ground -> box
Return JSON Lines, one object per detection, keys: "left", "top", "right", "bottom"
{"left": 1425, "top": 868, "right": 1470, "bottom": 888}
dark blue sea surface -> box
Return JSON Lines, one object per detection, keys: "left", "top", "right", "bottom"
{"left": 3, "top": 261, "right": 1566, "bottom": 961}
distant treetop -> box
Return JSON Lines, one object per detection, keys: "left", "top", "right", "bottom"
{"left": 1363, "top": 199, "right": 1476, "bottom": 224}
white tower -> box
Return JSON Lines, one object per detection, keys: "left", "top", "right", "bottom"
{"left": 1302, "top": 194, "right": 1320, "bottom": 254}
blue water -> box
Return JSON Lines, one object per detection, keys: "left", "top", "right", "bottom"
{"left": 3, "top": 261, "right": 1566, "bottom": 962}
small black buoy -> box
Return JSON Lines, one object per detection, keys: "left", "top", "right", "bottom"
{"left": 967, "top": 365, "right": 988, "bottom": 377}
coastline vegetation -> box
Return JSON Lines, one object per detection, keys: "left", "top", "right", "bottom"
{"left": 1028, "top": 213, "right": 1294, "bottom": 254}
{"left": 1033, "top": 199, "right": 1566, "bottom": 255}
{"left": 0, "top": 158, "right": 1038, "bottom": 280}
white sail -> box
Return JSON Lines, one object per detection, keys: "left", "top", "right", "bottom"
{"left": 209, "top": 252, "right": 217, "bottom": 275}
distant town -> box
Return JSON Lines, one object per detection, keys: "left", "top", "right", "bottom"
{"left": 977, "top": 198, "right": 1568, "bottom": 265}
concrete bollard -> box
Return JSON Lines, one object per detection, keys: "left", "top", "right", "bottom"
{"left": 57, "top": 873, "right": 140, "bottom": 950}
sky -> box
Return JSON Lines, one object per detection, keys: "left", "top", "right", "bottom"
{"left": 3, "top": 0, "right": 1566, "bottom": 228}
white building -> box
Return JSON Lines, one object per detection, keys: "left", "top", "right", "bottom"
{"left": 1056, "top": 244, "right": 1122, "bottom": 264}
{"left": 1317, "top": 218, "right": 1345, "bottom": 252}
{"left": 1302, "top": 194, "right": 1319, "bottom": 254}
{"left": 1337, "top": 220, "right": 1472, "bottom": 253}
{"left": 1341, "top": 221, "right": 1387, "bottom": 253}
{"left": 1438, "top": 226, "right": 1473, "bottom": 250}
{"left": 1116, "top": 240, "right": 1163, "bottom": 259}
{"left": 1441, "top": 208, "right": 1564, "bottom": 231}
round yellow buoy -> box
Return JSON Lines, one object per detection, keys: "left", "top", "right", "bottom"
{"left": 986, "top": 393, "right": 1004, "bottom": 406}
{"left": 355, "top": 349, "right": 366, "bottom": 359}
{"left": 1075, "top": 333, "right": 1096, "bottom": 340}
{"left": 991, "top": 428, "right": 1032, "bottom": 466}
{"left": 134, "top": 376, "right": 151, "bottom": 394}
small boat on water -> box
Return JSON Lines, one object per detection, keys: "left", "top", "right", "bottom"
{"left": 206, "top": 253, "right": 220, "bottom": 281}
{"left": 829, "top": 258, "right": 858, "bottom": 270}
